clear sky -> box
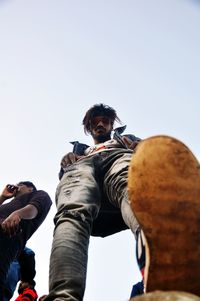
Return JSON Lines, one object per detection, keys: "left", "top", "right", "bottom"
{"left": 0, "top": 0, "right": 200, "bottom": 300}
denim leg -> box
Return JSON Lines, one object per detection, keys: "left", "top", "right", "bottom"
{"left": 103, "top": 152, "right": 139, "bottom": 236}
{"left": 3, "top": 260, "right": 20, "bottom": 300}
{"left": 0, "top": 231, "right": 21, "bottom": 297}
{"left": 46, "top": 158, "right": 101, "bottom": 301}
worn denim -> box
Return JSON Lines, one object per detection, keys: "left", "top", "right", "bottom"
{"left": 46, "top": 149, "right": 139, "bottom": 301}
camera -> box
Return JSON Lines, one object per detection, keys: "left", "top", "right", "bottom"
{"left": 7, "top": 184, "right": 18, "bottom": 193}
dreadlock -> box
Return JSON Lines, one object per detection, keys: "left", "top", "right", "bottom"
{"left": 82, "top": 103, "right": 121, "bottom": 134}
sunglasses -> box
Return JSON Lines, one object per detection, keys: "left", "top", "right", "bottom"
{"left": 90, "top": 116, "right": 111, "bottom": 127}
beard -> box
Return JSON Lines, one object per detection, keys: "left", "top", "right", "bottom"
{"left": 92, "top": 131, "right": 112, "bottom": 143}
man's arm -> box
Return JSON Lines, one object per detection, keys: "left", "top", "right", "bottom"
{"left": 0, "top": 194, "right": 7, "bottom": 205}
{"left": 1, "top": 204, "right": 38, "bottom": 237}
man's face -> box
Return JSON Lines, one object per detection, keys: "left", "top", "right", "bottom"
{"left": 15, "top": 183, "right": 33, "bottom": 197}
{"left": 90, "top": 116, "right": 113, "bottom": 143}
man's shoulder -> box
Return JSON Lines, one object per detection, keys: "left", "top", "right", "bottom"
{"left": 70, "top": 141, "right": 90, "bottom": 155}
{"left": 30, "top": 190, "right": 52, "bottom": 204}
{"left": 29, "top": 190, "right": 52, "bottom": 216}
{"left": 114, "top": 126, "right": 141, "bottom": 141}
{"left": 31, "top": 189, "right": 49, "bottom": 196}
{"left": 122, "top": 133, "right": 141, "bottom": 141}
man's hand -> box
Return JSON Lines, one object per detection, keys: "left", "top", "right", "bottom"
{"left": 18, "top": 281, "right": 33, "bottom": 293}
{"left": 0, "top": 184, "right": 17, "bottom": 205}
{"left": 121, "top": 136, "right": 140, "bottom": 150}
{"left": 61, "top": 152, "right": 84, "bottom": 169}
{"left": 1, "top": 204, "right": 38, "bottom": 237}
{"left": 1, "top": 211, "right": 21, "bottom": 237}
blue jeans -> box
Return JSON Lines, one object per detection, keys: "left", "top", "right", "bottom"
{"left": 0, "top": 229, "right": 21, "bottom": 297}
{"left": 46, "top": 150, "right": 139, "bottom": 301}
{"left": 3, "top": 260, "right": 20, "bottom": 301}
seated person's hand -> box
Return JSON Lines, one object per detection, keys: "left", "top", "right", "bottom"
{"left": 18, "top": 281, "right": 33, "bottom": 294}
{"left": 1, "top": 212, "right": 21, "bottom": 237}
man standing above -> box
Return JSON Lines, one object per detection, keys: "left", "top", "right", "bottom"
{"left": 0, "top": 181, "right": 52, "bottom": 296}
{"left": 46, "top": 103, "right": 141, "bottom": 301}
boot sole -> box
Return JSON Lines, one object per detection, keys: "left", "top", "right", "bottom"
{"left": 128, "top": 135, "right": 200, "bottom": 295}
{"left": 131, "top": 290, "right": 200, "bottom": 301}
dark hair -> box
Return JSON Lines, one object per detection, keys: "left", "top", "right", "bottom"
{"left": 18, "top": 181, "right": 37, "bottom": 191}
{"left": 82, "top": 103, "right": 121, "bottom": 134}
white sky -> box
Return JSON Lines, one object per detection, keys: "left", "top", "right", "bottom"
{"left": 0, "top": 0, "right": 200, "bottom": 300}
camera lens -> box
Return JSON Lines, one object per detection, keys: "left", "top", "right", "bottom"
{"left": 7, "top": 184, "right": 17, "bottom": 193}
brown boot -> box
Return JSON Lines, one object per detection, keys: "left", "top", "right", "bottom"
{"left": 130, "top": 291, "right": 200, "bottom": 301}
{"left": 128, "top": 135, "right": 200, "bottom": 295}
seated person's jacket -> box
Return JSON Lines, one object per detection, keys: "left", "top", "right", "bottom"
{"left": 130, "top": 280, "right": 144, "bottom": 298}
{"left": 15, "top": 287, "right": 38, "bottom": 301}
